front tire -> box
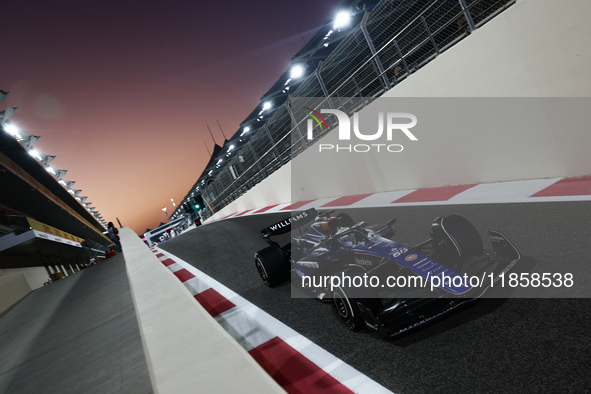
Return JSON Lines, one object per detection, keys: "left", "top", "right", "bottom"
{"left": 432, "top": 215, "right": 483, "bottom": 259}
{"left": 254, "top": 245, "right": 289, "bottom": 287}
{"left": 443, "top": 215, "right": 483, "bottom": 257}
{"left": 332, "top": 285, "right": 366, "bottom": 331}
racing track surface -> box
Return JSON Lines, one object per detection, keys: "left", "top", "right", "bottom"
{"left": 160, "top": 201, "right": 591, "bottom": 393}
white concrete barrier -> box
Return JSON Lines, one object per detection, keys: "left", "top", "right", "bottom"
{"left": 120, "top": 227, "right": 284, "bottom": 394}
{"left": 0, "top": 267, "right": 49, "bottom": 290}
{"left": 206, "top": 163, "right": 291, "bottom": 222}
{"left": 0, "top": 273, "right": 32, "bottom": 314}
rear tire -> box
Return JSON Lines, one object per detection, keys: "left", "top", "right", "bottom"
{"left": 254, "top": 246, "right": 289, "bottom": 287}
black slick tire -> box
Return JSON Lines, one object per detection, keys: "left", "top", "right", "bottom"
{"left": 254, "top": 245, "right": 289, "bottom": 287}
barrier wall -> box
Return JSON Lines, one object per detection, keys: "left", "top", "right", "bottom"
{"left": 0, "top": 273, "right": 32, "bottom": 314}
{"left": 0, "top": 267, "right": 48, "bottom": 290}
{"left": 121, "top": 227, "right": 283, "bottom": 393}
{"left": 207, "top": 163, "right": 292, "bottom": 221}
{"left": 206, "top": 0, "right": 591, "bottom": 220}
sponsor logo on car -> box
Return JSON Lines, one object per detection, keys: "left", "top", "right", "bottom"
{"left": 354, "top": 257, "right": 373, "bottom": 266}
{"left": 298, "top": 261, "right": 319, "bottom": 269}
{"left": 268, "top": 210, "right": 310, "bottom": 232}
{"left": 390, "top": 246, "right": 408, "bottom": 258}
{"left": 405, "top": 254, "right": 418, "bottom": 261}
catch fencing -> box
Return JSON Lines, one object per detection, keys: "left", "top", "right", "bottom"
{"left": 199, "top": 0, "right": 514, "bottom": 219}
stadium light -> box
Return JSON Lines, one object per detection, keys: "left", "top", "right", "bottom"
{"left": 4, "top": 123, "right": 19, "bottom": 136}
{"left": 29, "top": 149, "right": 42, "bottom": 160}
{"left": 290, "top": 64, "right": 305, "bottom": 79}
{"left": 334, "top": 11, "right": 351, "bottom": 29}
{"left": 262, "top": 102, "right": 271, "bottom": 111}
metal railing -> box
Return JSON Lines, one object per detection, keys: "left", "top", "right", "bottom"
{"left": 199, "top": 0, "right": 514, "bottom": 219}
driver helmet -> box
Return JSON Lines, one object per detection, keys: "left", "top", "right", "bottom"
{"left": 313, "top": 217, "right": 339, "bottom": 237}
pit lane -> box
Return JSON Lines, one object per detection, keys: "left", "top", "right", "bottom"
{"left": 159, "top": 201, "right": 591, "bottom": 393}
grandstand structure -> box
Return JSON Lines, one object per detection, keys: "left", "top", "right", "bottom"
{"left": 171, "top": 0, "right": 515, "bottom": 221}
{"left": 0, "top": 96, "right": 113, "bottom": 292}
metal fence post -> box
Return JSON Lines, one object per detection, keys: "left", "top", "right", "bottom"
{"left": 248, "top": 141, "right": 267, "bottom": 178}
{"left": 201, "top": 186, "right": 216, "bottom": 216}
{"left": 392, "top": 39, "right": 411, "bottom": 79}
{"left": 315, "top": 65, "right": 334, "bottom": 109}
{"left": 458, "top": 0, "right": 476, "bottom": 32}
{"left": 420, "top": 15, "right": 439, "bottom": 54}
{"left": 263, "top": 125, "right": 284, "bottom": 166}
{"left": 359, "top": 12, "right": 391, "bottom": 91}
{"left": 285, "top": 100, "right": 309, "bottom": 152}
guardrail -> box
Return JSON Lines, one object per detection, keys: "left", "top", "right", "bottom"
{"left": 199, "top": 0, "right": 514, "bottom": 220}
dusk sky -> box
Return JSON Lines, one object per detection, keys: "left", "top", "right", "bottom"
{"left": 2, "top": 0, "right": 343, "bottom": 234}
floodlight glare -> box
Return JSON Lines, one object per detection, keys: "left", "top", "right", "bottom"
{"left": 4, "top": 123, "right": 19, "bottom": 136}
{"left": 290, "top": 65, "right": 304, "bottom": 79}
{"left": 262, "top": 102, "right": 271, "bottom": 111}
{"left": 46, "top": 167, "right": 56, "bottom": 175}
{"left": 334, "top": 11, "right": 351, "bottom": 29}
{"left": 29, "top": 149, "right": 42, "bottom": 160}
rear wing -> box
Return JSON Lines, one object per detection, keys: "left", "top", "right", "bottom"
{"left": 261, "top": 208, "right": 317, "bottom": 238}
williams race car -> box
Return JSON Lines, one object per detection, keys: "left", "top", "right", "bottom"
{"left": 254, "top": 208, "right": 520, "bottom": 339}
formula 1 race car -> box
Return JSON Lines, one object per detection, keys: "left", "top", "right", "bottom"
{"left": 254, "top": 208, "right": 520, "bottom": 339}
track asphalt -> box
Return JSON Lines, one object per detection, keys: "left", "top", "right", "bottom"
{"left": 1, "top": 200, "right": 588, "bottom": 393}
{"left": 160, "top": 201, "right": 591, "bottom": 394}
